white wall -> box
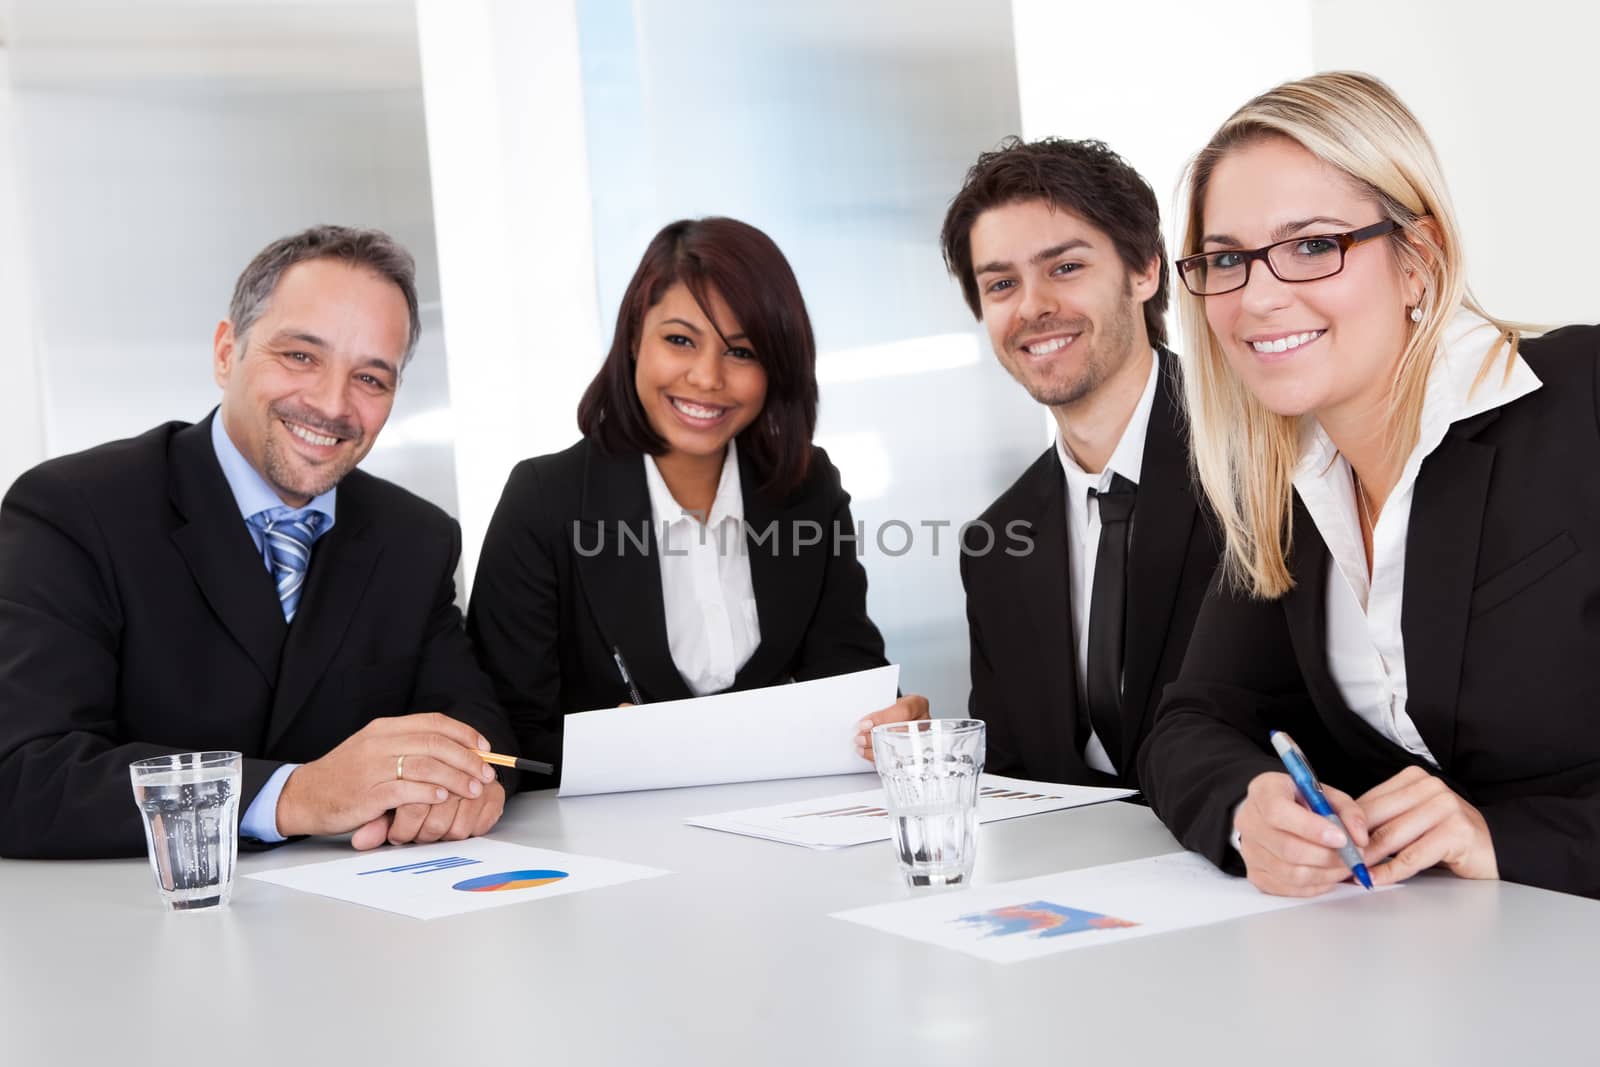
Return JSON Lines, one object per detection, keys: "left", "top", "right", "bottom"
{"left": 0, "top": 41, "right": 46, "bottom": 494}
{"left": 1009, "top": 0, "right": 1315, "bottom": 343}
{"left": 4, "top": 2, "right": 459, "bottom": 515}
{"left": 415, "top": 0, "right": 601, "bottom": 589}
{"left": 1010, "top": 0, "right": 1596, "bottom": 333}
{"left": 1313, "top": 0, "right": 1598, "bottom": 325}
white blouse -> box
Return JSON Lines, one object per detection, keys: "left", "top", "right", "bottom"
{"left": 1292, "top": 311, "right": 1542, "bottom": 765}
{"left": 643, "top": 442, "right": 762, "bottom": 696}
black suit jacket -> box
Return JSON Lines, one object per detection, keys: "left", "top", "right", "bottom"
{"left": 0, "top": 414, "right": 516, "bottom": 859}
{"left": 1139, "top": 325, "right": 1600, "bottom": 899}
{"left": 961, "top": 352, "right": 1219, "bottom": 788}
{"left": 466, "top": 439, "right": 889, "bottom": 782}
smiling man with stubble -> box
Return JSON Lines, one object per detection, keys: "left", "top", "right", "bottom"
{"left": 0, "top": 226, "right": 517, "bottom": 858}
{"left": 940, "top": 138, "right": 1220, "bottom": 791}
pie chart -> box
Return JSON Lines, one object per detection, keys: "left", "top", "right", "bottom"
{"left": 452, "top": 869, "right": 569, "bottom": 893}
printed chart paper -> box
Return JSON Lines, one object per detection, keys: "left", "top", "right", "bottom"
{"left": 832, "top": 851, "right": 1393, "bottom": 962}
{"left": 559, "top": 664, "right": 900, "bottom": 796}
{"left": 685, "top": 774, "right": 1135, "bottom": 849}
{"left": 247, "top": 839, "right": 668, "bottom": 920}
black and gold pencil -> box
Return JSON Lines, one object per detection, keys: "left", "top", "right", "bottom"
{"left": 475, "top": 750, "right": 554, "bottom": 776}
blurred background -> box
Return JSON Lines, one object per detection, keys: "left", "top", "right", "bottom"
{"left": 2, "top": 0, "right": 1594, "bottom": 714}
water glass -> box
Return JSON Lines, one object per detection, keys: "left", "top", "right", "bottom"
{"left": 871, "top": 719, "right": 985, "bottom": 887}
{"left": 128, "top": 751, "right": 243, "bottom": 911}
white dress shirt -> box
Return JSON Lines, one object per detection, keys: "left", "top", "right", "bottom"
{"left": 1293, "top": 311, "right": 1542, "bottom": 765}
{"left": 643, "top": 441, "right": 762, "bottom": 696}
{"left": 1054, "top": 352, "right": 1160, "bottom": 774}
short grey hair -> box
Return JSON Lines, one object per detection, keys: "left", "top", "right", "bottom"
{"left": 228, "top": 225, "right": 422, "bottom": 365}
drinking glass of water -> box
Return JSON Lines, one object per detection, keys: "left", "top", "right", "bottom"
{"left": 870, "top": 719, "right": 985, "bottom": 887}
{"left": 128, "top": 751, "right": 243, "bottom": 911}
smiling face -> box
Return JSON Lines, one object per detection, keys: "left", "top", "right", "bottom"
{"left": 968, "top": 198, "right": 1158, "bottom": 413}
{"left": 1198, "top": 136, "right": 1423, "bottom": 422}
{"left": 634, "top": 281, "right": 768, "bottom": 462}
{"left": 213, "top": 257, "right": 408, "bottom": 507}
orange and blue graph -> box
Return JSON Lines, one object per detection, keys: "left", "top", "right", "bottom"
{"left": 955, "top": 900, "right": 1138, "bottom": 939}
{"left": 452, "top": 869, "right": 570, "bottom": 893}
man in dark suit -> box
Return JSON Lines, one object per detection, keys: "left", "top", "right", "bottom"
{"left": 940, "top": 138, "right": 1218, "bottom": 789}
{"left": 0, "top": 226, "right": 516, "bottom": 859}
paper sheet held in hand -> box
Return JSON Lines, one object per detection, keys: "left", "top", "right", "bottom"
{"left": 558, "top": 664, "right": 900, "bottom": 796}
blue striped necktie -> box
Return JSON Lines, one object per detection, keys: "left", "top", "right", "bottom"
{"left": 255, "top": 510, "right": 325, "bottom": 622}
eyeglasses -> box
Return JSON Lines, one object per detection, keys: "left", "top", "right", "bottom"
{"left": 1175, "top": 219, "right": 1400, "bottom": 296}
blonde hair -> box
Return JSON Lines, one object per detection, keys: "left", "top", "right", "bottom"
{"left": 1179, "top": 71, "right": 1522, "bottom": 598}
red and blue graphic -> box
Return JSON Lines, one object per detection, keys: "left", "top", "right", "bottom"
{"left": 451, "top": 869, "right": 570, "bottom": 893}
{"left": 955, "top": 900, "right": 1138, "bottom": 939}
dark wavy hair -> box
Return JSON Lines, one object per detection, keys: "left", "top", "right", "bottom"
{"left": 940, "top": 137, "right": 1169, "bottom": 348}
{"left": 577, "top": 217, "right": 817, "bottom": 497}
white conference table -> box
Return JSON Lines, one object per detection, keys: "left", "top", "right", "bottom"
{"left": 2, "top": 773, "right": 1596, "bottom": 1067}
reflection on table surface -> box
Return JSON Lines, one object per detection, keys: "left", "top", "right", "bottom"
{"left": 1, "top": 773, "right": 1595, "bottom": 1067}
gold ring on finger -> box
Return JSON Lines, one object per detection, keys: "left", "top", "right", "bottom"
{"left": 396, "top": 754, "right": 406, "bottom": 781}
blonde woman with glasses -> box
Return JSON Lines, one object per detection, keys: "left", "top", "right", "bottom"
{"left": 1138, "top": 71, "right": 1599, "bottom": 899}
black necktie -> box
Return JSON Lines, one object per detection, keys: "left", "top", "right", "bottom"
{"left": 1085, "top": 473, "right": 1136, "bottom": 766}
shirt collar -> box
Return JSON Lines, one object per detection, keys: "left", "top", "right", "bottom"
{"left": 1054, "top": 348, "right": 1160, "bottom": 491}
{"left": 209, "top": 409, "right": 338, "bottom": 527}
{"left": 643, "top": 438, "right": 745, "bottom": 526}
{"left": 1296, "top": 308, "right": 1542, "bottom": 482}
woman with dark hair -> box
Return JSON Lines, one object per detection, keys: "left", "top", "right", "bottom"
{"left": 468, "top": 217, "right": 928, "bottom": 780}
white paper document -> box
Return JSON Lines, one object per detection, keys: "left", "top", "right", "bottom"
{"left": 247, "top": 839, "right": 668, "bottom": 920}
{"left": 685, "top": 773, "right": 1135, "bottom": 849}
{"left": 558, "top": 664, "right": 900, "bottom": 797}
{"left": 832, "top": 851, "right": 1393, "bottom": 963}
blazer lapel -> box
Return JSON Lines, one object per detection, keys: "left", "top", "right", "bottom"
{"left": 266, "top": 489, "right": 383, "bottom": 750}
{"left": 166, "top": 416, "right": 285, "bottom": 687}
{"left": 731, "top": 447, "right": 819, "bottom": 690}
{"left": 1401, "top": 409, "right": 1500, "bottom": 764}
{"left": 1013, "top": 454, "right": 1084, "bottom": 778}
{"left": 572, "top": 445, "right": 693, "bottom": 703}
{"left": 1119, "top": 353, "right": 1199, "bottom": 770}
{"left": 1282, "top": 499, "right": 1426, "bottom": 774}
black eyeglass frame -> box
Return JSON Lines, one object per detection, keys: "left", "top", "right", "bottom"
{"left": 1175, "top": 219, "right": 1402, "bottom": 297}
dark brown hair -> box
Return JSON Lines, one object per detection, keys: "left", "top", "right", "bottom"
{"left": 578, "top": 217, "right": 817, "bottom": 496}
{"left": 940, "top": 137, "right": 1169, "bottom": 348}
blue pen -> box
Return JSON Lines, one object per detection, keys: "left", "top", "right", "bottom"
{"left": 1269, "top": 730, "right": 1373, "bottom": 890}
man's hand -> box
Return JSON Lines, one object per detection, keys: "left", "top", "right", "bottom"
{"left": 367, "top": 780, "right": 508, "bottom": 850}
{"left": 274, "top": 712, "right": 498, "bottom": 839}
{"left": 1235, "top": 771, "right": 1369, "bottom": 897}
{"left": 1358, "top": 766, "right": 1497, "bottom": 886}
{"left": 853, "top": 694, "right": 932, "bottom": 763}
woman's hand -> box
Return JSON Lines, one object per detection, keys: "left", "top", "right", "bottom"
{"left": 1358, "top": 765, "right": 1497, "bottom": 885}
{"left": 1235, "top": 771, "right": 1370, "bottom": 897}
{"left": 853, "top": 694, "right": 931, "bottom": 763}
